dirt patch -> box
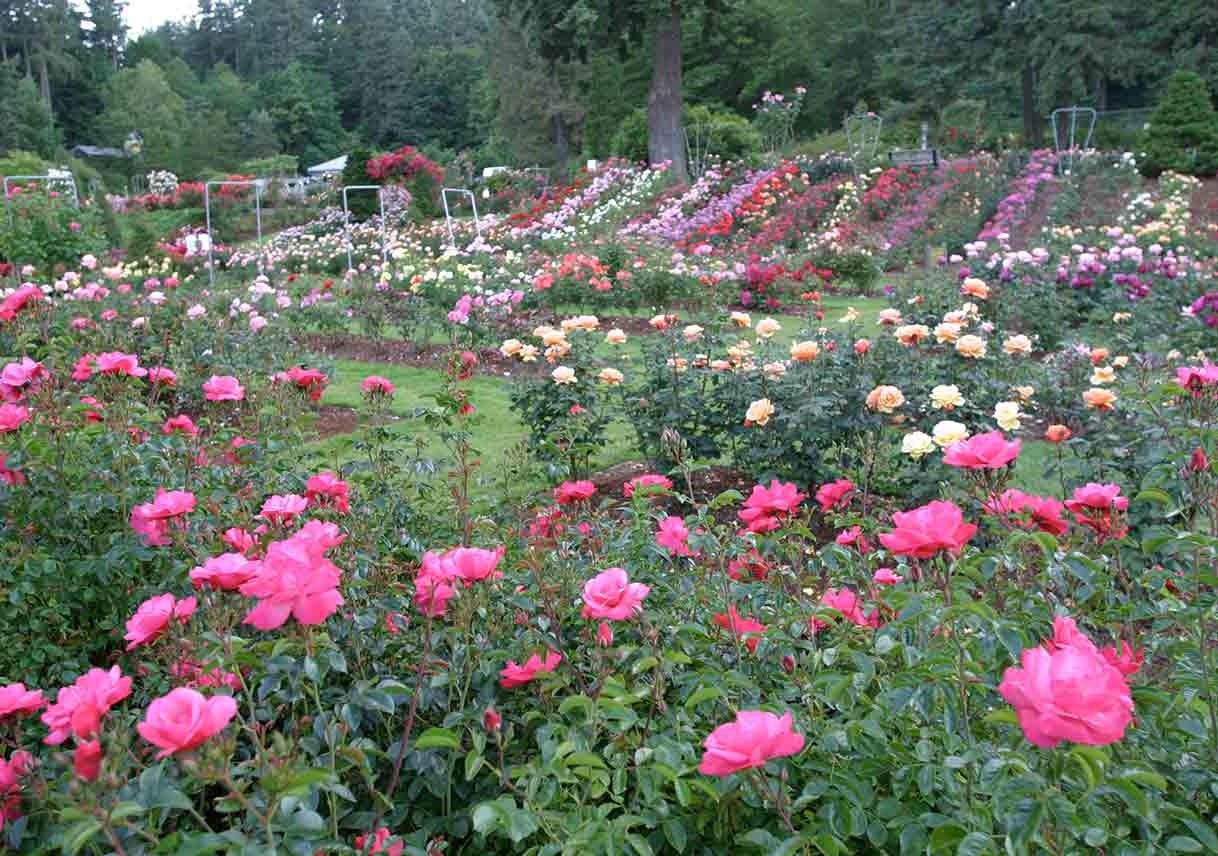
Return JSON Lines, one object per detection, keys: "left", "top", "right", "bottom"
{"left": 314, "top": 404, "right": 362, "bottom": 439}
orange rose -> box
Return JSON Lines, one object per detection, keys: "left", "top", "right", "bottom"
{"left": 1045, "top": 424, "right": 1072, "bottom": 443}
{"left": 1083, "top": 388, "right": 1117, "bottom": 410}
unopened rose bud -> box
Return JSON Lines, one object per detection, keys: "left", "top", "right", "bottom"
{"left": 1190, "top": 447, "right": 1208, "bottom": 472}
{"left": 483, "top": 707, "right": 501, "bottom": 732}
{"left": 781, "top": 655, "right": 796, "bottom": 673}
{"left": 597, "top": 621, "right": 614, "bottom": 647}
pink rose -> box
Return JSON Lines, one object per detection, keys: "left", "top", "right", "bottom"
{"left": 239, "top": 528, "right": 344, "bottom": 630}
{"left": 137, "top": 688, "right": 238, "bottom": 758}
{"left": 738, "top": 480, "right": 805, "bottom": 533}
{"left": 162, "top": 414, "right": 199, "bottom": 438}
{"left": 0, "top": 683, "right": 45, "bottom": 720}
{"left": 499, "top": 651, "right": 562, "bottom": 688}
{"left": 624, "top": 474, "right": 672, "bottom": 498}
{"left": 73, "top": 740, "right": 103, "bottom": 782}
{"left": 879, "top": 500, "right": 977, "bottom": 559}
{"left": 305, "top": 471, "right": 350, "bottom": 514}
{"left": 444, "top": 546, "right": 505, "bottom": 582}
{"left": 554, "top": 480, "right": 596, "bottom": 505}
{"left": 40, "top": 666, "right": 132, "bottom": 744}
{"left": 190, "top": 552, "right": 260, "bottom": 591}
{"left": 581, "top": 568, "right": 649, "bottom": 620}
{"left": 147, "top": 367, "right": 177, "bottom": 387}
{"left": 222, "top": 528, "right": 258, "bottom": 556}
{"left": 361, "top": 375, "right": 396, "bottom": 397}
{"left": 655, "top": 516, "right": 691, "bottom": 556}
{"left": 943, "top": 431, "right": 1021, "bottom": 469}
{"left": 129, "top": 489, "right": 196, "bottom": 546}
{"left": 202, "top": 375, "right": 245, "bottom": 401}
{"left": 872, "top": 567, "right": 904, "bottom": 585}
{"left": 0, "top": 357, "right": 49, "bottom": 402}
{"left": 697, "top": 710, "right": 804, "bottom": 776}
{"left": 95, "top": 351, "right": 147, "bottom": 378}
{"left": 0, "top": 403, "right": 31, "bottom": 433}
{"left": 713, "top": 606, "right": 767, "bottom": 653}
{"left": 814, "top": 478, "right": 855, "bottom": 512}
{"left": 124, "top": 593, "right": 197, "bottom": 650}
{"left": 998, "top": 626, "right": 1133, "bottom": 748}
{"left": 811, "top": 587, "right": 881, "bottom": 632}
{"left": 259, "top": 493, "right": 308, "bottom": 525}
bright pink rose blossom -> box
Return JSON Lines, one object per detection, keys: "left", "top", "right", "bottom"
{"left": 73, "top": 740, "right": 103, "bottom": 782}
{"left": 124, "top": 593, "right": 197, "bottom": 650}
{"left": 581, "top": 568, "right": 649, "bottom": 620}
{"left": 0, "top": 684, "right": 45, "bottom": 719}
{"left": 202, "top": 375, "right": 245, "bottom": 401}
{"left": 738, "top": 480, "right": 806, "bottom": 533}
{"left": 655, "top": 516, "right": 692, "bottom": 556}
{"left": 191, "top": 553, "right": 260, "bottom": 591}
{"left": 137, "top": 688, "right": 238, "bottom": 758}
{"left": 943, "top": 431, "right": 1021, "bottom": 469}
{"left": 40, "top": 667, "right": 132, "bottom": 745}
{"left": 499, "top": 651, "right": 563, "bottom": 688}
{"left": 697, "top": 710, "right": 804, "bottom": 776}
{"left": 879, "top": 500, "right": 977, "bottom": 558}
{"left": 239, "top": 528, "right": 345, "bottom": 630}
{"left": 129, "top": 489, "right": 196, "bottom": 546}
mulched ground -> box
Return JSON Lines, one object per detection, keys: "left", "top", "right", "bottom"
{"left": 313, "top": 404, "right": 362, "bottom": 439}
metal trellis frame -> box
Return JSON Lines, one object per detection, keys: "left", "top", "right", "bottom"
{"left": 341, "top": 185, "right": 389, "bottom": 274}
{"left": 3, "top": 173, "right": 81, "bottom": 225}
{"left": 683, "top": 123, "right": 711, "bottom": 179}
{"left": 1051, "top": 107, "right": 1097, "bottom": 175}
{"left": 844, "top": 113, "right": 884, "bottom": 177}
{"left": 205, "top": 179, "right": 264, "bottom": 286}
{"left": 441, "top": 188, "right": 482, "bottom": 248}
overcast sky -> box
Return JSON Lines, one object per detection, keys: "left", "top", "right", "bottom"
{"left": 124, "top": 0, "right": 198, "bottom": 34}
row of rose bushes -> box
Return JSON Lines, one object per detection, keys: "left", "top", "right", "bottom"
{"left": 2, "top": 337, "right": 1217, "bottom": 850}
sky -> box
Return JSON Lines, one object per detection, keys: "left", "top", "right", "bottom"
{"left": 124, "top": 0, "right": 198, "bottom": 34}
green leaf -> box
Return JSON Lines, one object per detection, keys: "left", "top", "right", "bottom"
{"left": 1134, "top": 488, "right": 1172, "bottom": 506}
{"left": 1084, "top": 828, "right": 1108, "bottom": 847}
{"left": 472, "top": 802, "right": 502, "bottom": 835}
{"left": 684, "top": 685, "right": 722, "bottom": 710}
{"left": 507, "top": 807, "right": 539, "bottom": 843}
{"left": 956, "top": 832, "right": 993, "bottom": 856}
{"left": 929, "top": 823, "right": 966, "bottom": 853}
{"left": 465, "top": 749, "right": 484, "bottom": 781}
{"left": 565, "top": 752, "right": 608, "bottom": 769}
{"left": 414, "top": 727, "right": 460, "bottom": 750}
{"left": 663, "top": 820, "right": 688, "bottom": 853}
{"left": 108, "top": 801, "right": 146, "bottom": 821}
{"left": 62, "top": 819, "right": 102, "bottom": 855}
{"left": 1166, "top": 837, "right": 1204, "bottom": 852}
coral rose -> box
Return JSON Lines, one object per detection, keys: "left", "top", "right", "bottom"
{"left": 1083, "top": 387, "right": 1116, "bottom": 410}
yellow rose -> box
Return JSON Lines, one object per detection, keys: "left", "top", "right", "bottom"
{"left": 955, "top": 335, "right": 987, "bottom": 358}
{"left": 840, "top": 307, "right": 860, "bottom": 323}
{"left": 573, "top": 315, "right": 599, "bottom": 330}
{"left": 993, "top": 401, "right": 1022, "bottom": 431}
{"left": 1083, "top": 387, "right": 1117, "bottom": 410}
{"left": 790, "top": 340, "right": 820, "bottom": 361}
{"left": 1090, "top": 366, "right": 1116, "bottom": 385}
{"left": 1003, "top": 334, "right": 1033, "bottom": 355}
{"left": 866, "top": 385, "right": 905, "bottom": 414}
{"left": 930, "top": 384, "right": 965, "bottom": 411}
{"left": 598, "top": 368, "right": 624, "bottom": 385}
{"left": 755, "top": 318, "right": 782, "bottom": 339}
{"left": 519, "top": 345, "right": 540, "bottom": 362}
{"left": 933, "top": 420, "right": 969, "bottom": 447}
{"left": 552, "top": 366, "right": 577, "bottom": 384}
{"left": 1112, "top": 355, "right": 1129, "bottom": 368}
{"left": 745, "top": 398, "right": 774, "bottom": 426}
{"left": 545, "top": 341, "right": 572, "bottom": 362}
{"left": 605, "top": 328, "right": 627, "bottom": 345}
{"left": 901, "top": 431, "right": 935, "bottom": 459}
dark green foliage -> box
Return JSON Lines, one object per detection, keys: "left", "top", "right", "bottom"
{"left": 341, "top": 148, "right": 376, "bottom": 220}
{"left": 1138, "top": 70, "right": 1218, "bottom": 177}
{"left": 611, "top": 105, "right": 760, "bottom": 162}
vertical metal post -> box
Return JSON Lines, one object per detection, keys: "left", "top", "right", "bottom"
{"left": 205, "top": 183, "right": 213, "bottom": 286}
{"left": 341, "top": 185, "right": 388, "bottom": 274}
{"left": 442, "top": 188, "right": 481, "bottom": 247}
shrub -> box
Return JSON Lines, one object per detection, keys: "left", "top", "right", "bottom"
{"left": 612, "top": 106, "right": 761, "bottom": 165}
{"left": 340, "top": 147, "right": 375, "bottom": 220}
{"left": 1138, "top": 70, "right": 1218, "bottom": 177}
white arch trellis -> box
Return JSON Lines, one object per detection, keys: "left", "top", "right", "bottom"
{"left": 205, "top": 179, "right": 264, "bottom": 286}
{"left": 441, "top": 188, "right": 482, "bottom": 248}
{"left": 844, "top": 112, "right": 883, "bottom": 177}
{"left": 1051, "top": 107, "right": 1097, "bottom": 175}
{"left": 3, "top": 173, "right": 81, "bottom": 226}
{"left": 340, "top": 184, "right": 389, "bottom": 274}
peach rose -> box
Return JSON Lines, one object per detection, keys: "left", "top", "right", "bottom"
{"left": 955, "top": 335, "right": 987, "bottom": 358}
{"left": 1083, "top": 387, "right": 1116, "bottom": 410}
{"left": 866, "top": 385, "right": 905, "bottom": 414}
{"left": 745, "top": 398, "right": 774, "bottom": 426}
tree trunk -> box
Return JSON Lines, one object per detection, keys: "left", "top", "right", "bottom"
{"left": 647, "top": 0, "right": 687, "bottom": 182}
{"left": 1021, "top": 63, "right": 1041, "bottom": 147}
{"left": 552, "top": 111, "right": 569, "bottom": 180}
{"left": 38, "top": 53, "right": 51, "bottom": 115}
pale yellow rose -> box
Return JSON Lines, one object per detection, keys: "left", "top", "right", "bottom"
{"left": 933, "top": 420, "right": 969, "bottom": 447}
{"left": 902, "top": 431, "right": 935, "bottom": 459}
{"left": 598, "top": 368, "right": 624, "bottom": 385}
{"left": 745, "top": 398, "right": 774, "bottom": 426}
{"left": 545, "top": 341, "right": 572, "bottom": 362}
{"left": 519, "top": 344, "right": 540, "bottom": 362}
{"left": 1113, "top": 312, "right": 1132, "bottom": 323}
{"left": 1112, "top": 355, "right": 1129, "bottom": 368}
{"left": 993, "top": 401, "right": 1022, "bottom": 431}
{"left": 499, "top": 338, "right": 523, "bottom": 357}
{"left": 930, "top": 384, "right": 965, "bottom": 411}
{"left": 1090, "top": 365, "right": 1116, "bottom": 385}
{"left": 541, "top": 328, "right": 568, "bottom": 347}
{"left": 955, "top": 335, "right": 987, "bottom": 358}
{"left": 755, "top": 318, "right": 782, "bottom": 339}
{"left": 552, "top": 366, "right": 577, "bottom": 384}
{"left": 866, "top": 385, "right": 905, "bottom": 413}
{"left": 790, "top": 340, "right": 820, "bottom": 361}
{"left": 572, "top": 315, "right": 599, "bottom": 330}
{"left": 1003, "top": 334, "right": 1033, "bottom": 355}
